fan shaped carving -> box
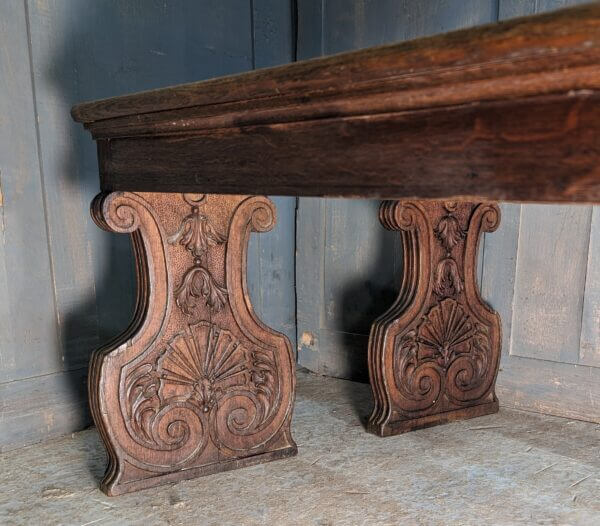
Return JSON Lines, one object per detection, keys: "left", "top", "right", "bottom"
{"left": 124, "top": 321, "right": 279, "bottom": 455}
{"left": 418, "top": 299, "right": 475, "bottom": 367}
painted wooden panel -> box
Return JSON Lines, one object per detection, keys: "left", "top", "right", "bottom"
{"left": 0, "top": 0, "right": 60, "bottom": 383}
{"left": 297, "top": 0, "right": 498, "bottom": 380}
{"left": 511, "top": 205, "right": 591, "bottom": 364}
{"left": 0, "top": 0, "right": 295, "bottom": 451}
{"left": 581, "top": 207, "right": 600, "bottom": 367}
{"left": 481, "top": 0, "right": 600, "bottom": 421}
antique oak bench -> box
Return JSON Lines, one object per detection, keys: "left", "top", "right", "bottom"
{"left": 72, "top": 4, "right": 600, "bottom": 495}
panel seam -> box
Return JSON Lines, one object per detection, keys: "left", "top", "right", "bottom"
{"left": 23, "top": 0, "right": 62, "bottom": 352}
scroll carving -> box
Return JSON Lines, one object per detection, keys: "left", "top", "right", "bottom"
{"left": 368, "top": 200, "right": 501, "bottom": 437}
{"left": 90, "top": 192, "right": 296, "bottom": 495}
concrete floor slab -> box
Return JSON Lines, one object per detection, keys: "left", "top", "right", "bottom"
{"left": 1, "top": 370, "right": 599, "bottom": 525}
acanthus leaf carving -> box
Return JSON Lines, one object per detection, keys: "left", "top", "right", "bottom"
{"left": 125, "top": 321, "right": 279, "bottom": 457}
{"left": 433, "top": 258, "right": 463, "bottom": 298}
{"left": 369, "top": 200, "right": 501, "bottom": 436}
{"left": 168, "top": 206, "right": 227, "bottom": 258}
{"left": 168, "top": 195, "right": 229, "bottom": 315}
{"left": 90, "top": 192, "right": 296, "bottom": 495}
{"left": 174, "top": 265, "right": 228, "bottom": 315}
{"left": 435, "top": 212, "right": 465, "bottom": 252}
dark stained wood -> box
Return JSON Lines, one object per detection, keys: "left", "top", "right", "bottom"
{"left": 72, "top": 4, "right": 600, "bottom": 203}
{"left": 89, "top": 192, "right": 296, "bottom": 495}
{"left": 97, "top": 92, "right": 600, "bottom": 202}
{"left": 368, "top": 201, "right": 502, "bottom": 436}
{"left": 72, "top": 3, "right": 600, "bottom": 126}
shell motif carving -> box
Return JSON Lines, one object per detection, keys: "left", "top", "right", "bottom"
{"left": 369, "top": 200, "right": 501, "bottom": 436}
{"left": 417, "top": 299, "right": 487, "bottom": 368}
{"left": 125, "top": 321, "right": 278, "bottom": 460}
{"left": 90, "top": 192, "right": 296, "bottom": 495}
{"left": 394, "top": 298, "right": 491, "bottom": 408}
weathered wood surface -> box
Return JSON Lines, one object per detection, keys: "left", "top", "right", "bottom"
{"left": 90, "top": 192, "right": 296, "bottom": 495}
{"left": 72, "top": 3, "right": 600, "bottom": 203}
{"left": 89, "top": 91, "right": 600, "bottom": 202}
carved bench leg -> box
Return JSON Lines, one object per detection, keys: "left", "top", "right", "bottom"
{"left": 90, "top": 192, "right": 296, "bottom": 495}
{"left": 367, "top": 201, "right": 502, "bottom": 437}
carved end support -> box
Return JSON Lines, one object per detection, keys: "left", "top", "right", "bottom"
{"left": 89, "top": 192, "right": 296, "bottom": 496}
{"left": 368, "top": 200, "right": 502, "bottom": 437}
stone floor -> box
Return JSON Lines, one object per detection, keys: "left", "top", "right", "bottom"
{"left": 1, "top": 370, "right": 600, "bottom": 525}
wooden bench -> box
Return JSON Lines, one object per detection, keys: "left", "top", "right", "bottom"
{"left": 72, "top": 4, "right": 600, "bottom": 495}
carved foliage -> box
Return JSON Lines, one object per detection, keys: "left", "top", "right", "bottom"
{"left": 435, "top": 203, "right": 465, "bottom": 252}
{"left": 168, "top": 205, "right": 227, "bottom": 256}
{"left": 433, "top": 202, "right": 464, "bottom": 299}
{"left": 174, "top": 266, "right": 227, "bottom": 315}
{"left": 378, "top": 201, "right": 500, "bottom": 424}
{"left": 125, "top": 321, "right": 278, "bottom": 460}
{"left": 90, "top": 192, "right": 296, "bottom": 494}
{"left": 394, "top": 298, "right": 491, "bottom": 407}
{"left": 168, "top": 194, "right": 228, "bottom": 315}
{"left": 433, "top": 258, "right": 463, "bottom": 298}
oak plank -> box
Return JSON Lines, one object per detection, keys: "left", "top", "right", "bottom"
{"left": 96, "top": 91, "right": 600, "bottom": 203}
{"left": 72, "top": 3, "right": 600, "bottom": 125}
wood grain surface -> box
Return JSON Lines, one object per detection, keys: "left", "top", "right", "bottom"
{"left": 89, "top": 191, "right": 296, "bottom": 495}
{"left": 73, "top": 4, "right": 600, "bottom": 203}
{"left": 368, "top": 200, "right": 502, "bottom": 436}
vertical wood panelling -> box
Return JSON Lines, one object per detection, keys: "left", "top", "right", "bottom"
{"left": 511, "top": 205, "right": 591, "bottom": 363}
{"left": 295, "top": 1, "right": 329, "bottom": 376}
{"left": 250, "top": 0, "right": 297, "bottom": 349}
{"left": 580, "top": 207, "right": 600, "bottom": 367}
{"left": 483, "top": 0, "right": 600, "bottom": 421}
{"left": 0, "top": 0, "right": 59, "bottom": 383}
{"left": 1, "top": 0, "right": 296, "bottom": 451}
{"left": 297, "top": 0, "right": 498, "bottom": 380}
{"left": 481, "top": 202, "right": 521, "bottom": 362}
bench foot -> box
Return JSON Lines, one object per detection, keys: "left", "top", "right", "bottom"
{"left": 368, "top": 201, "right": 502, "bottom": 437}
{"left": 90, "top": 192, "right": 296, "bottom": 496}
